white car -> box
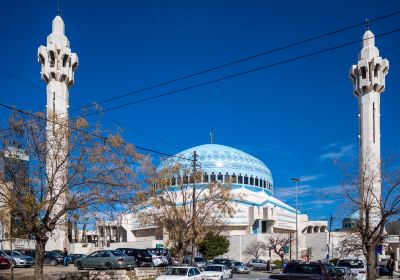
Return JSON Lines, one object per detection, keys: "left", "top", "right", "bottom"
{"left": 150, "top": 253, "right": 165, "bottom": 267}
{"left": 337, "top": 259, "right": 366, "bottom": 280}
{"left": 156, "top": 266, "right": 204, "bottom": 280}
{"left": 202, "top": 264, "right": 232, "bottom": 280}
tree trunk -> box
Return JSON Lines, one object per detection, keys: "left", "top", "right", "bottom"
{"left": 33, "top": 237, "right": 47, "bottom": 280}
{"left": 365, "top": 247, "right": 376, "bottom": 280}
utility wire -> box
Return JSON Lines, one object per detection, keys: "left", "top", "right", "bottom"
{"left": 0, "top": 102, "right": 192, "bottom": 161}
{"left": 0, "top": 70, "right": 182, "bottom": 151}
{"left": 70, "top": 10, "right": 400, "bottom": 114}
{"left": 80, "top": 28, "right": 400, "bottom": 117}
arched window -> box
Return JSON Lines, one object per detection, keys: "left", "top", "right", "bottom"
{"left": 178, "top": 175, "right": 182, "bottom": 185}
{"left": 231, "top": 173, "right": 237, "bottom": 183}
{"left": 217, "top": 172, "right": 223, "bottom": 182}
{"left": 250, "top": 176, "right": 254, "bottom": 185}
{"left": 238, "top": 174, "right": 243, "bottom": 184}
{"left": 244, "top": 175, "right": 249, "bottom": 185}
{"left": 255, "top": 177, "right": 259, "bottom": 186}
{"left": 183, "top": 175, "right": 188, "bottom": 184}
{"left": 224, "top": 172, "right": 230, "bottom": 183}
{"left": 171, "top": 177, "right": 176, "bottom": 186}
{"left": 210, "top": 172, "right": 216, "bottom": 182}
{"left": 203, "top": 172, "right": 209, "bottom": 183}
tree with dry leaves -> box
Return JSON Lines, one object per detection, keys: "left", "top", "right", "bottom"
{"left": 264, "top": 233, "right": 293, "bottom": 262}
{"left": 0, "top": 111, "right": 148, "bottom": 280}
{"left": 340, "top": 153, "right": 400, "bottom": 280}
{"left": 243, "top": 240, "right": 266, "bottom": 259}
{"left": 136, "top": 163, "right": 235, "bottom": 264}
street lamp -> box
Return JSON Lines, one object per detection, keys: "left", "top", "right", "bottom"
{"left": 291, "top": 178, "right": 300, "bottom": 261}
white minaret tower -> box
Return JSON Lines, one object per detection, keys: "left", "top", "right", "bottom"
{"left": 38, "top": 13, "right": 78, "bottom": 251}
{"left": 350, "top": 28, "right": 389, "bottom": 225}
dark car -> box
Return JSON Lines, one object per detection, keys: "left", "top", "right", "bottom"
{"left": 69, "top": 254, "right": 87, "bottom": 264}
{"left": 212, "top": 258, "right": 235, "bottom": 268}
{"left": 24, "top": 250, "right": 63, "bottom": 266}
{"left": 270, "top": 262, "right": 341, "bottom": 280}
{"left": 74, "top": 250, "right": 136, "bottom": 270}
{"left": 377, "top": 264, "right": 390, "bottom": 276}
{"left": 116, "top": 248, "right": 152, "bottom": 267}
{"left": 0, "top": 256, "right": 11, "bottom": 269}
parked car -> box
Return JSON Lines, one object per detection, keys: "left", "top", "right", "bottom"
{"left": 377, "top": 264, "right": 390, "bottom": 276}
{"left": 0, "top": 256, "right": 11, "bottom": 269}
{"left": 202, "top": 264, "right": 232, "bottom": 279}
{"left": 0, "top": 250, "right": 35, "bottom": 268}
{"left": 69, "top": 254, "right": 87, "bottom": 264}
{"left": 44, "top": 251, "right": 63, "bottom": 266}
{"left": 269, "top": 261, "right": 341, "bottom": 280}
{"left": 156, "top": 266, "right": 204, "bottom": 280}
{"left": 231, "top": 261, "right": 250, "bottom": 274}
{"left": 335, "top": 266, "right": 355, "bottom": 280}
{"left": 247, "top": 259, "right": 268, "bottom": 270}
{"left": 194, "top": 256, "right": 207, "bottom": 269}
{"left": 146, "top": 248, "right": 170, "bottom": 265}
{"left": 212, "top": 258, "right": 234, "bottom": 269}
{"left": 337, "top": 259, "right": 366, "bottom": 280}
{"left": 116, "top": 248, "right": 152, "bottom": 267}
{"left": 74, "top": 250, "right": 136, "bottom": 270}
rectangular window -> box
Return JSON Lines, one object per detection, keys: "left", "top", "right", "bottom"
{"left": 224, "top": 174, "right": 230, "bottom": 183}
{"left": 210, "top": 173, "right": 216, "bottom": 182}
{"left": 217, "top": 173, "right": 223, "bottom": 182}
{"left": 203, "top": 174, "right": 209, "bottom": 183}
{"left": 255, "top": 178, "right": 259, "bottom": 186}
{"left": 231, "top": 175, "right": 237, "bottom": 183}
{"left": 238, "top": 175, "right": 243, "bottom": 184}
{"left": 250, "top": 177, "right": 254, "bottom": 185}
{"left": 244, "top": 176, "right": 248, "bottom": 184}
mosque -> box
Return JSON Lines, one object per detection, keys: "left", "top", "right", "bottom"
{"left": 95, "top": 141, "right": 328, "bottom": 261}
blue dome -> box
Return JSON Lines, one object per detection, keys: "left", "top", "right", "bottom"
{"left": 159, "top": 144, "right": 273, "bottom": 191}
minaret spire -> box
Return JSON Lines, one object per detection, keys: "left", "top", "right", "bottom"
{"left": 57, "top": 0, "right": 61, "bottom": 16}
{"left": 38, "top": 12, "right": 78, "bottom": 251}
{"left": 349, "top": 29, "right": 389, "bottom": 226}
{"left": 210, "top": 130, "right": 214, "bottom": 144}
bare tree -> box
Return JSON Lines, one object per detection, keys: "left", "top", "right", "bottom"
{"left": 243, "top": 240, "right": 266, "bottom": 259}
{"left": 340, "top": 153, "right": 400, "bottom": 280}
{"left": 0, "top": 112, "right": 148, "bottom": 279}
{"left": 136, "top": 164, "right": 235, "bottom": 264}
{"left": 264, "top": 234, "right": 293, "bottom": 263}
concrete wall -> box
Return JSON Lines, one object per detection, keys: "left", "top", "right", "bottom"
{"left": 305, "top": 232, "right": 328, "bottom": 261}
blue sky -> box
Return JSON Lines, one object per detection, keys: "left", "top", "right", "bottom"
{"left": 1, "top": 0, "right": 399, "bottom": 228}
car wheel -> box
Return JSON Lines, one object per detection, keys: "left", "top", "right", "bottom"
{"left": 50, "top": 259, "right": 57, "bottom": 266}
{"left": 220, "top": 277, "right": 223, "bottom": 280}
{"left": 77, "top": 262, "right": 83, "bottom": 270}
{"left": 249, "top": 265, "right": 255, "bottom": 270}
{"left": 105, "top": 262, "right": 113, "bottom": 270}
{"left": 11, "top": 260, "right": 16, "bottom": 268}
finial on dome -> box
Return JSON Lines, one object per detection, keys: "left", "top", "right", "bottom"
{"left": 57, "top": 0, "right": 61, "bottom": 16}
{"left": 210, "top": 130, "right": 214, "bottom": 144}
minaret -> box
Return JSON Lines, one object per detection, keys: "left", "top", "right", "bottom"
{"left": 38, "top": 14, "right": 78, "bottom": 250}
{"left": 349, "top": 28, "right": 389, "bottom": 225}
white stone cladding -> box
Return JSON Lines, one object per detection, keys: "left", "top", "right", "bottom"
{"left": 349, "top": 30, "right": 389, "bottom": 226}
{"left": 38, "top": 15, "right": 78, "bottom": 251}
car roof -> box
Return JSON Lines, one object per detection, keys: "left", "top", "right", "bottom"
{"left": 207, "top": 264, "right": 225, "bottom": 267}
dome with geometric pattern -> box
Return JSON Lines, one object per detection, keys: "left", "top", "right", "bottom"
{"left": 159, "top": 144, "right": 274, "bottom": 192}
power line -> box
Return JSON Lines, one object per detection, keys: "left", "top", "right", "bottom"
{"left": 0, "top": 102, "right": 191, "bottom": 161}
{"left": 0, "top": 71, "right": 182, "bottom": 151}
{"left": 80, "top": 28, "right": 400, "bottom": 117}
{"left": 69, "top": 10, "right": 400, "bottom": 114}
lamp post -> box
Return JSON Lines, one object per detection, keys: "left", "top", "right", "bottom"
{"left": 327, "top": 215, "right": 334, "bottom": 259}
{"left": 291, "top": 178, "right": 300, "bottom": 261}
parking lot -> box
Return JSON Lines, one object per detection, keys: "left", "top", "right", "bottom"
{"left": 0, "top": 266, "right": 271, "bottom": 280}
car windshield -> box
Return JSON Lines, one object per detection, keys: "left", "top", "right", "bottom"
{"left": 234, "top": 262, "right": 245, "bottom": 266}
{"left": 337, "top": 260, "right": 364, "bottom": 269}
{"left": 205, "top": 266, "right": 223, "bottom": 271}
{"left": 195, "top": 257, "right": 205, "bottom": 262}
{"left": 336, "top": 268, "right": 345, "bottom": 273}
{"left": 165, "top": 268, "right": 188, "bottom": 275}
{"left": 213, "top": 259, "right": 229, "bottom": 265}
{"left": 283, "top": 264, "right": 322, "bottom": 274}
{"left": 4, "top": 251, "right": 22, "bottom": 256}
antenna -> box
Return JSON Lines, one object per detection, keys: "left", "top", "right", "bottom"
{"left": 57, "top": 0, "right": 61, "bottom": 16}
{"left": 365, "top": 18, "right": 370, "bottom": 31}
{"left": 210, "top": 130, "right": 214, "bottom": 144}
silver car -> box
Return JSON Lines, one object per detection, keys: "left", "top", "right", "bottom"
{"left": 74, "top": 250, "right": 136, "bottom": 270}
{"left": 0, "top": 250, "right": 35, "bottom": 267}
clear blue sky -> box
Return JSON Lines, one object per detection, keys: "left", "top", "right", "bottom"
{"left": 1, "top": 0, "right": 399, "bottom": 227}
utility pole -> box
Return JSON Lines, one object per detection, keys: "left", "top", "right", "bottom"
{"left": 327, "top": 215, "right": 334, "bottom": 259}
{"left": 291, "top": 178, "right": 300, "bottom": 261}
{"left": 191, "top": 151, "right": 197, "bottom": 264}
